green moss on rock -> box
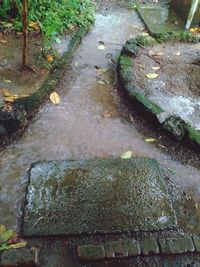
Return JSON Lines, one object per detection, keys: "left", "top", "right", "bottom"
{"left": 122, "top": 39, "right": 138, "bottom": 57}
{"left": 186, "top": 125, "right": 200, "bottom": 145}
{"left": 135, "top": 35, "right": 157, "bottom": 46}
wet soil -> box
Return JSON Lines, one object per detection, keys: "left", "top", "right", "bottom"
{"left": 134, "top": 42, "right": 200, "bottom": 130}
{"left": 135, "top": 42, "right": 200, "bottom": 98}
{"left": 0, "top": 33, "right": 49, "bottom": 106}
{"left": 0, "top": 0, "right": 199, "bottom": 248}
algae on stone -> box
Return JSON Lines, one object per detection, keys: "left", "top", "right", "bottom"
{"left": 22, "top": 158, "right": 177, "bottom": 236}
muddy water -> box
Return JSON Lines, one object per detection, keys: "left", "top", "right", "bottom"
{"left": 0, "top": 9, "right": 200, "bottom": 234}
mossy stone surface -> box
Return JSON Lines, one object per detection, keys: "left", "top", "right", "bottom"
{"left": 22, "top": 158, "right": 176, "bottom": 236}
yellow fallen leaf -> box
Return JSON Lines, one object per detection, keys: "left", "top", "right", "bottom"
{"left": 29, "top": 21, "right": 40, "bottom": 31}
{"left": 50, "top": 92, "right": 60, "bottom": 105}
{"left": 98, "top": 41, "right": 105, "bottom": 50}
{"left": 4, "top": 95, "right": 19, "bottom": 102}
{"left": 141, "top": 32, "right": 149, "bottom": 36}
{"left": 145, "top": 138, "right": 157, "bottom": 143}
{"left": 145, "top": 73, "right": 158, "bottom": 79}
{"left": 46, "top": 54, "right": 53, "bottom": 62}
{"left": 9, "top": 241, "right": 28, "bottom": 249}
{"left": 2, "top": 89, "right": 11, "bottom": 97}
{"left": 121, "top": 151, "right": 133, "bottom": 159}
{"left": 175, "top": 51, "right": 181, "bottom": 56}
{"left": 189, "top": 27, "right": 200, "bottom": 33}
{"left": 152, "top": 66, "right": 160, "bottom": 70}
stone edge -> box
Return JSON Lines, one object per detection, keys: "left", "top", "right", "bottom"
{"left": 117, "top": 34, "right": 200, "bottom": 150}
{"left": 76, "top": 234, "right": 200, "bottom": 263}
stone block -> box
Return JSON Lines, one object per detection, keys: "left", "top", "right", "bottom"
{"left": 158, "top": 236, "right": 195, "bottom": 255}
{"left": 105, "top": 239, "right": 140, "bottom": 258}
{"left": 23, "top": 158, "right": 176, "bottom": 236}
{"left": 192, "top": 235, "right": 200, "bottom": 252}
{"left": 77, "top": 244, "right": 105, "bottom": 262}
{"left": 0, "top": 247, "right": 38, "bottom": 266}
{"left": 140, "top": 238, "right": 159, "bottom": 255}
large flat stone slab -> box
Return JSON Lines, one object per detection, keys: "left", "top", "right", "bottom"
{"left": 22, "top": 158, "right": 176, "bottom": 236}
{"left": 138, "top": 7, "right": 184, "bottom": 35}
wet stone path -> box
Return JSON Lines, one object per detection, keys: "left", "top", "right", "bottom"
{"left": 0, "top": 2, "right": 200, "bottom": 267}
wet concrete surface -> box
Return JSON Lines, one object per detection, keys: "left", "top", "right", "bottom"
{"left": 0, "top": 2, "right": 199, "bottom": 244}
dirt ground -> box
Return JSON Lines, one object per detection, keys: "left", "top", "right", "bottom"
{"left": 135, "top": 42, "right": 200, "bottom": 97}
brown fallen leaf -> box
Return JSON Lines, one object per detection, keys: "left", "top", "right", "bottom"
{"left": 101, "top": 111, "right": 111, "bottom": 118}
{"left": 0, "top": 40, "right": 7, "bottom": 44}
{"left": 148, "top": 50, "right": 163, "bottom": 57}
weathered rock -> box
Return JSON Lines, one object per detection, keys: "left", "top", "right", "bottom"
{"left": 0, "top": 108, "right": 27, "bottom": 134}
{"left": 193, "top": 235, "right": 200, "bottom": 252}
{"left": 0, "top": 247, "right": 38, "bottom": 266}
{"left": 140, "top": 238, "right": 159, "bottom": 255}
{"left": 158, "top": 236, "right": 195, "bottom": 255}
{"left": 22, "top": 158, "right": 176, "bottom": 236}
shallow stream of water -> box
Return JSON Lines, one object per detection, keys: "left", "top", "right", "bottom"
{"left": 0, "top": 9, "right": 200, "bottom": 234}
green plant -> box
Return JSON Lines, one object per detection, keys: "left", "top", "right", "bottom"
{"left": 0, "top": 225, "right": 27, "bottom": 252}
{"left": 128, "top": 1, "right": 140, "bottom": 10}
{"left": 0, "top": 0, "right": 95, "bottom": 40}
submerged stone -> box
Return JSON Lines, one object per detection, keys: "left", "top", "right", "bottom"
{"left": 22, "top": 158, "right": 177, "bottom": 236}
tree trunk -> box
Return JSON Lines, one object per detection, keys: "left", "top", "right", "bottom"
{"left": 22, "top": 0, "right": 28, "bottom": 68}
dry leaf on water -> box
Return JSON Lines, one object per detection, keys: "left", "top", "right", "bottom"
{"left": 97, "top": 80, "right": 109, "bottom": 85}
{"left": 152, "top": 66, "right": 160, "bottom": 70}
{"left": 50, "top": 92, "right": 60, "bottom": 105}
{"left": 121, "top": 151, "right": 133, "bottom": 159}
{"left": 145, "top": 73, "right": 158, "bottom": 79}
{"left": 145, "top": 138, "right": 157, "bottom": 143}
{"left": 98, "top": 68, "right": 108, "bottom": 75}
{"left": 98, "top": 41, "right": 105, "bottom": 50}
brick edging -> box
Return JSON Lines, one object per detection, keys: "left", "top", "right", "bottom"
{"left": 76, "top": 234, "right": 200, "bottom": 263}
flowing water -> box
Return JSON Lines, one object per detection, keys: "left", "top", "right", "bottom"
{"left": 0, "top": 8, "right": 200, "bottom": 234}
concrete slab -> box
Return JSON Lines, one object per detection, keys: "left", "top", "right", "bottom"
{"left": 22, "top": 158, "right": 177, "bottom": 236}
{"left": 138, "top": 7, "right": 184, "bottom": 35}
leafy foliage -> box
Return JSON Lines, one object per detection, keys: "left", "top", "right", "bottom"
{"left": 0, "top": 0, "right": 95, "bottom": 39}
{"left": 0, "top": 225, "right": 27, "bottom": 252}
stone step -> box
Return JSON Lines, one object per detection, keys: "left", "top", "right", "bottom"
{"left": 21, "top": 158, "right": 177, "bottom": 237}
